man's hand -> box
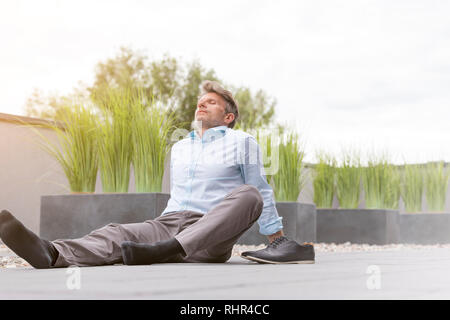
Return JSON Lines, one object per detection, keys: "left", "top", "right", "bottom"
{"left": 267, "top": 230, "right": 285, "bottom": 243}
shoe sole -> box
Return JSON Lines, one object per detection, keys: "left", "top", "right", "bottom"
{"left": 240, "top": 254, "right": 315, "bottom": 264}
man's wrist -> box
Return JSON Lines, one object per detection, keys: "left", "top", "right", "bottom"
{"left": 267, "top": 230, "right": 284, "bottom": 243}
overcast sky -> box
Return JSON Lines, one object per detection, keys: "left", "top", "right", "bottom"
{"left": 1, "top": 0, "right": 449, "bottom": 164}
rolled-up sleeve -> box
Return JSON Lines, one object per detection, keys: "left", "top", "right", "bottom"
{"left": 239, "top": 136, "right": 283, "bottom": 235}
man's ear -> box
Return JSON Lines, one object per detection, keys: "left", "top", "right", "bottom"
{"left": 225, "top": 113, "right": 235, "bottom": 124}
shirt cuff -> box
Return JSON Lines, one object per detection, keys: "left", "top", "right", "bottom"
{"left": 258, "top": 217, "right": 283, "bottom": 236}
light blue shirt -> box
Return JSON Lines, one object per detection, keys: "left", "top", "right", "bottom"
{"left": 161, "top": 125, "right": 283, "bottom": 235}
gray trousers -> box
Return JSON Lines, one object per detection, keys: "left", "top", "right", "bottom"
{"left": 52, "top": 185, "right": 263, "bottom": 267}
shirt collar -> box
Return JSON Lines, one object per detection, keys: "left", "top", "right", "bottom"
{"left": 189, "top": 125, "right": 228, "bottom": 142}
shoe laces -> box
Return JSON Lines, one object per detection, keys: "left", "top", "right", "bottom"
{"left": 268, "top": 236, "right": 289, "bottom": 249}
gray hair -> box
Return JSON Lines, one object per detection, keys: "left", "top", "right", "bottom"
{"left": 199, "top": 80, "right": 239, "bottom": 128}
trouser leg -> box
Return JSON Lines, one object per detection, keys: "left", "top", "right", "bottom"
{"left": 175, "top": 184, "right": 264, "bottom": 263}
{"left": 52, "top": 212, "right": 186, "bottom": 267}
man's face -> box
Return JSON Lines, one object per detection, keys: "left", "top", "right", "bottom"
{"left": 195, "top": 92, "right": 233, "bottom": 129}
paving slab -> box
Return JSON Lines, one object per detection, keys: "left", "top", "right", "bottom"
{"left": 1, "top": 248, "right": 450, "bottom": 299}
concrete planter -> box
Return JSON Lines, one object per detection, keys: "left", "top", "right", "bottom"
{"left": 316, "top": 209, "right": 400, "bottom": 245}
{"left": 399, "top": 213, "right": 450, "bottom": 244}
{"left": 40, "top": 193, "right": 170, "bottom": 241}
{"left": 237, "top": 202, "right": 316, "bottom": 245}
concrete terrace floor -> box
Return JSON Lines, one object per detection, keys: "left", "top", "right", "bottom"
{"left": 1, "top": 248, "right": 450, "bottom": 299}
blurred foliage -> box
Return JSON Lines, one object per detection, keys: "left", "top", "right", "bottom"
{"left": 24, "top": 86, "right": 88, "bottom": 120}
{"left": 25, "top": 46, "right": 277, "bottom": 131}
{"left": 232, "top": 86, "right": 276, "bottom": 131}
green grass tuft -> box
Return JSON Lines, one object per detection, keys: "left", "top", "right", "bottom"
{"left": 271, "top": 130, "right": 306, "bottom": 202}
{"left": 336, "top": 149, "right": 362, "bottom": 209}
{"left": 400, "top": 164, "right": 424, "bottom": 213}
{"left": 312, "top": 151, "right": 336, "bottom": 208}
{"left": 424, "top": 161, "right": 449, "bottom": 212}
{"left": 362, "top": 153, "right": 400, "bottom": 210}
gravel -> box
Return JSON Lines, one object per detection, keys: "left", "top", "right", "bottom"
{"left": 2, "top": 242, "right": 450, "bottom": 268}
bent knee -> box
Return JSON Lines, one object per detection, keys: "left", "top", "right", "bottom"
{"left": 228, "top": 185, "right": 264, "bottom": 213}
{"left": 242, "top": 185, "right": 264, "bottom": 210}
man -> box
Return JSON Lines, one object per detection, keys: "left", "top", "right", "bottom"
{"left": 0, "top": 81, "right": 314, "bottom": 269}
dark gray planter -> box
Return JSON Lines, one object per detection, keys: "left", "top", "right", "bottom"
{"left": 400, "top": 213, "right": 450, "bottom": 244}
{"left": 317, "top": 209, "right": 400, "bottom": 245}
{"left": 236, "top": 202, "right": 316, "bottom": 245}
{"left": 40, "top": 193, "right": 170, "bottom": 241}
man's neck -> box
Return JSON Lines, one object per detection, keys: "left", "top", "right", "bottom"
{"left": 195, "top": 124, "right": 226, "bottom": 138}
{"left": 198, "top": 127, "right": 208, "bottom": 138}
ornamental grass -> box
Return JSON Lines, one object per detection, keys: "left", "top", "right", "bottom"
{"left": 27, "top": 103, "right": 99, "bottom": 193}
{"left": 271, "top": 130, "right": 306, "bottom": 202}
{"left": 130, "top": 92, "right": 177, "bottom": 192}
{"left": 362, "top": 153, "right": 400, "bottom": 210}
{"left": 312, "top": 151, "right": 336, "bottom": 208}
{"left": 400, "top": 163, "right": 424, "bottom": 213}
{"left": 336, "top": 149, "right": 362, "bottom": 209}
{"left": 95, "top": 88, "right": 134, "bottom": 193}
{"left": 424, "top": 161, "right": 449, "bottom": 212}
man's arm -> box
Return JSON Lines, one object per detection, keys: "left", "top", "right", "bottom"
{"left": 239, "top": 135, "right": 284, "bottom": 242}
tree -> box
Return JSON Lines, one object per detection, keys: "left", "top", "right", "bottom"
{"left": 24, "top": 86, "right": 88, "bottom": 120}
{"left": 149, "top": 55, "right": 181, "bottom": 106}
{"left": 232, "top": 87, "right": 276, "bottom": 130}
{"left": 24, "top": 46, "right": 278, "bottom": 131}
{"left": 88, "top": 47, "right": 182, "bottom": 108}
{"left": 88, "top": 46, "right": 151, "bottom": 107}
